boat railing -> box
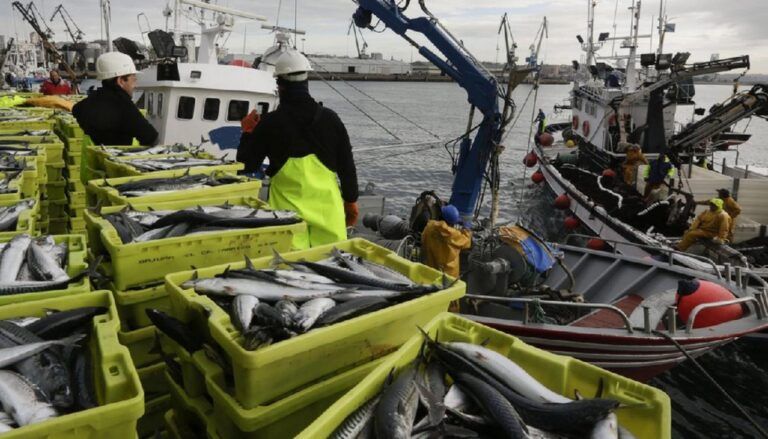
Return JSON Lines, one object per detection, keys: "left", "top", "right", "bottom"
{"left": 685, "top": 296, "right": 765, "bottom": 334}
{"left": 464, "top": 294, "right": 635, "bottom": 334}
{"left": 562, "top": 233, "right": 723, "bottom": 279}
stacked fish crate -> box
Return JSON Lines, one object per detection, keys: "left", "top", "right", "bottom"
{"left": 54, "top": 112, "right": 89, "bottom": 235}
{"left": 160, "top": 238, "right": 464, "bottom": 438}
{"left": 81, "top": 145, "right": 306, "bottom": 436}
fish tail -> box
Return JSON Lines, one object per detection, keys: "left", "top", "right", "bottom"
{"left": 270, "top": 248, "right": 289, "bottom": 268}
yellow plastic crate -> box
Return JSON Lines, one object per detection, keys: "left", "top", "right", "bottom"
{"left": 118, "top": 325, "right": 162, "bottom": 368}
{"left": 165, "top": 238, "right": 465, "bottom": 408}
{"left": 0, "top": 197, "right": 39, "bottom": 240}
{"left": 87, "top": 171, "right": 261, "bottom": 207}
{"left": 110, "top": 281, "right": 170, "bottom": 330}
{"left": 297, "top": 313, "right": 672, "bottom": 439}
{"left": 102, "top": 153, "right": 242, "bottom": 178}
{"left": 0, "top": 170, "right": 38, "bottom": 202}
{"left": 85, "top": 195, "right": 305, "bottom": 290}
{"left": 164, "top": 352, "right": 384, "bottom": 439}
{"left": 0, "top": 119, "right": 56, "bottom": 131}
{"left": 0, "top": 233, "right": 90, "bottom": 305}
{"left": 86, "top": 144, "right": 192, "bottom": 172}
{"left": 0, "top": 290, "right": 144, "bottom": 439}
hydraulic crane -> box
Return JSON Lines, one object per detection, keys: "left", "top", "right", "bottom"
{"left": 11, "top": 1, "right": 79, "bottom": 92}
{"left": 50, "top": 4, "right": 85, "bottom": 44}
{"left": 353, "top": 0, "right": 502, "bottom": 220}
{"left": 347, "top": 19, "right": 369, "bottom": 59}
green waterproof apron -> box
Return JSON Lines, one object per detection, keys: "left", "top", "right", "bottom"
{"left": 269, "top": 154, "right": 347, "bottom": 249}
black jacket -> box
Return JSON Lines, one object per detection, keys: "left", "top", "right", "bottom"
{"left": 72, "top": 85, "right": 158, "bottom": 146}
{"left": 237, "top": 95, "right": 359, "bottom": 203}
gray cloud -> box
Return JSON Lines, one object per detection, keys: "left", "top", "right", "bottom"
{"left": 3, "top": 0, "right": 766, "bottom": 72}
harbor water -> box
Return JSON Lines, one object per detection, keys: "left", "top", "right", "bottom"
{"left": 309, "top": 80, "right": 768, "bottom": 438}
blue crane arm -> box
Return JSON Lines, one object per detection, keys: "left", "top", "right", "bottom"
{"left": 353, "top": 0, "right": 502, "bottom": 218}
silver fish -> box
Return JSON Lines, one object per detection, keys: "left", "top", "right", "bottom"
{"left": 0, "top": 234, "right": 31, "bottom": 283}
{"left": 591, "top": 413, "right": 619, "bottom": 439}
{"left": 447, "top": 342, "right": 572, "bottom": 404}
{"left": 331, "top": 396, "right": 380, "bottom": 439}
{"left": 0, "top": 200, "right": 34, "bottom": 231}
{"left": 274, "top": 300, "right": 298, "bottom": 327}
{"left": 26, "top": 241, "right": 68, "bottom": 281}
{"left": 134, "top": 225, "right": 174, "bottom": 243}
{"left": 0, "top": 370, "right": 57, "bottom": 426}
{"left": 444, "top": 384, "right": 471, "bottom": 411}
{"left": 183, "top": 277, "right": 345, "bottom": 302}
{"left": 0, "top": 334, "right": 84, "bottom": 368}
{"left": 232, "top": 295, "right": 258, "bottom": 332}
{"left": 293, "top": 298, "right": 336, "bottom": 332}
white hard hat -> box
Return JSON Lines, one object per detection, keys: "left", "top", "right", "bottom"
{"left": 273, "top": 50, "right": 313, "bottom": 81}
{"left": 96, "top": 51, "right": 138, "bottom": 80}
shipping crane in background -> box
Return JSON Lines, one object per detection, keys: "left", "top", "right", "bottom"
{"left": 50, "top": 3, "right": 87, "bottom": 71}
{"left": 50, "top": 4, "right": 85, "bottom": 44}
{"left": 347, "top": 19, "right": 370, "bottom": 59}
{"left": 11, "top": 1, "right": 80, "bottom": 92}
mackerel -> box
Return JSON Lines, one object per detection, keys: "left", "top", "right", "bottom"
{"left": 447, "top": 342, "right": 572, "bottom": 404}
{"left": 184, "top": 276, "right": 346, "bottom": 302}
{"left": 453, "top": 372, "right": 528, "bottom": 439}
{"left": 0, "top": 370, "right": 57, "bottom": 427}
{"left": 331, "top": 396, "right": 380, "bottom": 439}
{"left": 231, "top": 295, "right": 258, "bottom": 332}
{"left": 26, "top": 241, "right": 68, "bottom": 281}
{"left": 0, "top": 234, "right": 31, "bottom": 282}
{"left": 0, "top": 334, "right": 84, "bottom": 368}
{"left": 293, "top": 298, "right": 336, "bottom": 332}
{"left": 374, "top": 364, "right": 419, "bottom": 439}
{"left": 314, "top": 297, "right": 389, "bottom": 327}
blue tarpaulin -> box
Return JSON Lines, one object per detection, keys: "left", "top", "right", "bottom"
{"left": 520, "top": 236, "right": 556, "bottom": 273}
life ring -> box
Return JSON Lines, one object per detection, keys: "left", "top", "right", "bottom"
{"left": 608, "top": 113, "right": 617, "bottom": 126}
{"left": 572, "top": 115, "right": 579, "bottom": 130}
{"left": 582, "top": 120, "right": 591, "bottom": 137}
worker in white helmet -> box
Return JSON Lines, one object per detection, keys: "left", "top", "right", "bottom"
{"left": 72, "top": 52, "right": 158, "bottom": 145}
{"left": 237, "top": 50, "right": 359, "bottom": 249}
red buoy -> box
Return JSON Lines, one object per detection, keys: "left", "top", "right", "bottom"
{"left": 586, "top": 238, "right": 606, "bottom": 251}
{"left": 531, "top": 170, "right": 545, "bottom": 184}
{"left": 228, "top": 59, "right": 251, "bottom": 68}
{"left": 676, "top": 280, "right": 743, "bottom": 329}
{"left": 523, "top": 152, "right": 538, "bottom": 167}
{"left": 539, "top": 132, "right": 554, "bottom": 147}
{"left": 553, "top": 194, "right": 571, "bottom": 210}
{"left": 601, "top": 169, "right": 617, "bottom": 179}
{"left": 563, "top": 216, "right": 580, "bottom": 231}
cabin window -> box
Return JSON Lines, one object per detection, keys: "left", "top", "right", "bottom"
{"left": 227, "top": 100, "right": 250, "bottom": 121}
{"left": 203, "top": 98, "right": 220, "bottom": 121}
{"left": 147, "top": 92, "right": 154, "bottom": 116}
{"left": 157, "top": 93, "right": 164, "bottom": 117}
{"left": 257, "top": 102, "right": 270, "bottom": 114}
{"left": 177, "top": 96, "right": 195, "bottom": 120}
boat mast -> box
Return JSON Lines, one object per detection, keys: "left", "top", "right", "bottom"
{"left": 625, "top": 0, "right": 642, "bottom": 90}
{"left": 656, "top": 0, "right": 667, "bottom": 57}
{"left": 585, "top": 0, "right": 597, "bottom": 66}
{"left": 101, "top": 0, "right": 112, "bottom": 51}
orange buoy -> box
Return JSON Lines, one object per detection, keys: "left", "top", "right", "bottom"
{"left": 539, "top": 132, "right": 554, "bottom": 147}
{"left": 228, "top": 59, "right": 251, "bottom": 67}
{"left": 553, "top": 194, "right": 571, "bottom": 210}
{"left": 572, "top": 115, "right": 579, "bottom": 130}
{"left": 586, "top": 238, "right": 606, "bottom": 250}
{"left": 602, "top": 169, "right": 616, "bottom": 179}
{"left": 531, "top": 170, "right": 545, "bottom": 184}
{"left": 563, "top": 215, "right": 580, "bottom": 230}
{"left": 523, "top": 152, "right": 538, "bottom": 167}
{"left": 582, "top": 120, "right": 591, "bottom": 137}
{"left": 676, "top": 280, "right": 744, "bottom": 329}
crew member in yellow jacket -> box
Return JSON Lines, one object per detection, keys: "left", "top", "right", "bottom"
{"left": 421, "top": 205, "right": 471, "bottom": 278}
{"left": 622, "top": 144, "right": 648, "bottom": 186}
{"left": 718, "top": 188, "right": 741, "bottom": 241}
{"left": 676, "top": 198, "right": 731, "bottom": 251}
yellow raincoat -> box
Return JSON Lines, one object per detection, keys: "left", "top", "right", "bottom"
{"left": 622, "top": 147, "right": 648, "bottom": 186}
{"left": 421, "top": 220, "right": 472, "bottom": 278}
{"left": 677, "top": 199, "right": 731, "bottom": 251}
{"left": 269, "top": 154, "right": 346, "bottom": 250}
{"left": 722, "top": 196, "right": 741, "bottom": 241}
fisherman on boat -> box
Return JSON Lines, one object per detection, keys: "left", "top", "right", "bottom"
{"left": 696, "top": 189, "right": 741, "bottom": 242}
{"left": 642, "top": 152, "right": 676, "bottom": 203}
{"left": 72, "top": 52, "right": 158, "bottom": 146}
{"left": 621, "top": 143, "right": 648, "bottom": 186}
{"left": 39, "top": 69, "right": 71, "bottom": 96}
{"left": 236, "top": 50, "right": 359, "bottom": 249}
{"left": 676, "top": 198, "right": 731, "bottom": 251}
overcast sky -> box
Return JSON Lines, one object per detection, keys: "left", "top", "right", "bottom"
{"left": 3, "top": 0, "right": 767, "bottom": 73}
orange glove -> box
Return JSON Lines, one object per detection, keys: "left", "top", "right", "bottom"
{"left": 241, "top": 110, "right": 260, "bottom": 133}
{"left": 344, "top": 202, "right": 359, "bottom": 227}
